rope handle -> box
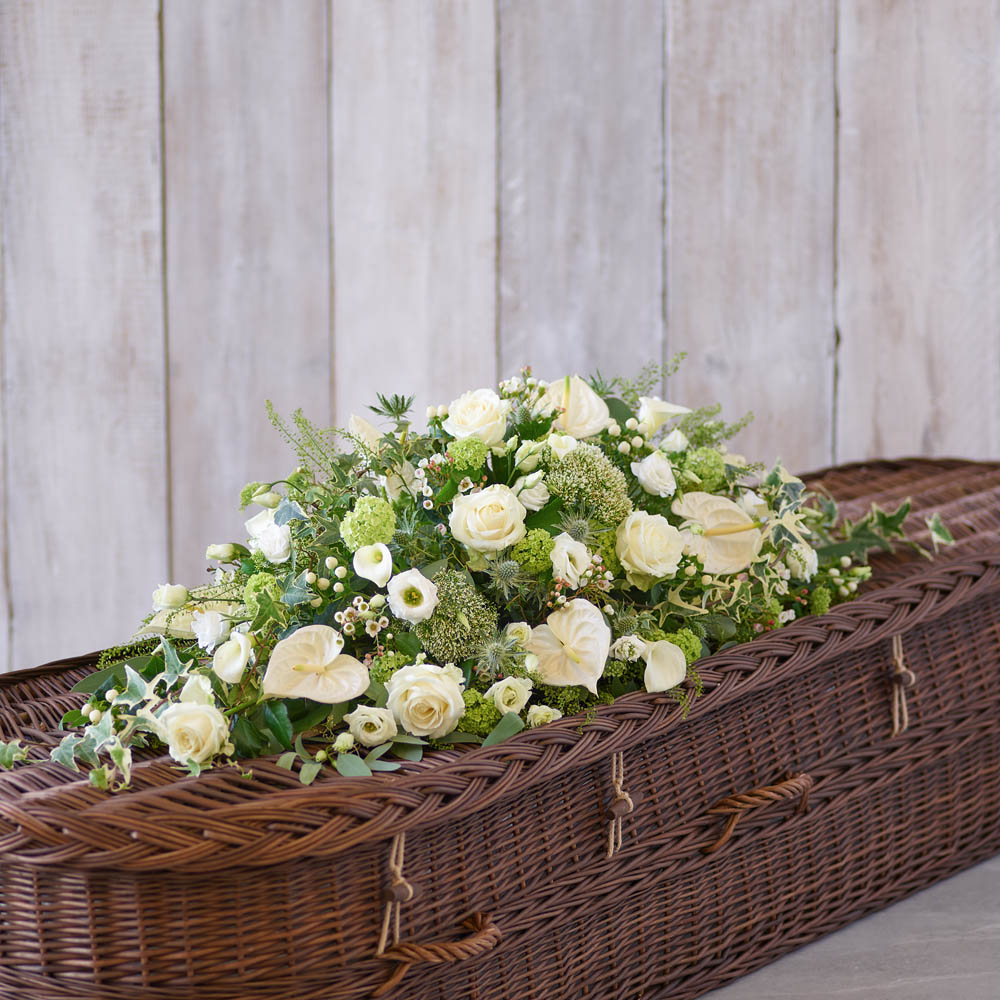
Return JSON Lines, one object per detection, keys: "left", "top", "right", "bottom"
{"left": 372, "top": 912, "right": 502, "bottom": 997}
{"left": 890, "top": 633, "right": 917, "bottom": 737}
{"left": 701, "top": 772, "right": 813, "bottom": 855}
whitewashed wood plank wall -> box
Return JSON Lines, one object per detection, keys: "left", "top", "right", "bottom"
{"left": 0, "top": 0, "right": 997, "bottom": 670}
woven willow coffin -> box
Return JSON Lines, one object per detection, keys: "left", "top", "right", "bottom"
{"left": 1, "top": 458, "right": 998, "bottom": 1000}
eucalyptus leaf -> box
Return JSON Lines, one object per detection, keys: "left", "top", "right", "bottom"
{"left": 335, "top": 753, "right": 372, "bottom": 777}
{"left": 70, "top": 663, "right": 126, "bottom": 696}
{"left": 299, "top": 761, "right": 324, "bottom": 785}
{"left": 276, "top": 751, "right": 297, "bottom": 770}
{"left": 482, "top": 711, "right": 525, "bottom": 747}
{"left": 370, "top": 759, "right": 402, "bottom": 772}
{"left": 364, "top": 742, "right": 393, "bottom": 764}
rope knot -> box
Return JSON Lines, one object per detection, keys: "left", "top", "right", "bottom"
{"left": 606, "top": 752, "right": 635, "bottom": 858}
{"left": 377, "top": 833, "right": 413, "bottom": 956}
{"left": 890, "top": 633, "right": 918, "bottom": 737}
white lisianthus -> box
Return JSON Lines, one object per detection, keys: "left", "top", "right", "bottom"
{"left": 212, "top": 632, "right": 252, "bottom": 684}
{"left": 661, "top": 428, "right": 690, "bottom": 453}
{"left": 343, "top": 705, "right": 398, "bottom": 747}
{"left": 157, "top": 700, "right": 231, "bottom": 765}
{"left": 737, "top": 489, "right": 769, "bottom": 521}
{"left": 152, "top": 583, "right": 188, "bottom": 611}
{"left": 205, "top": 543, "right": 236, "bottom": 562}
{"left": 547, "top": 432, "right": 579, "bottom": 460}
{"left": 526, "top": 704, "right": 563, "bottom": 728}
{"left": 512, "top": 472, "right": 550, "bottom": 512}
{"left": 251, "top": 490, "right": 282, "bottom": 509}
{"left": 549, "top": 532, "right": 592, "bottom": 589}
{"left": 262, "top": 625, "right": 369, "bottom": 703}
{"left": 245, "top": 508, "right": 292, "bottom": 564}
{"left": 353, "top": 543, "right": 393, "bottom": 587}
{"left": 672, "top": 492, "right": 763, "bottom": 575}
{"left": 547, "top": 375, "right": 610, "bottom": 438}
{"left": 514, "top": 439, "right": 545, "bottom": 472}
{"left": 636, "top": 396, "right": 691, "bottom": 432}
{"left": 449, "top": 484, "right": 527, "bottom": 553}
{"left": 616, "top": 511, "right": 685, "bottom": 589}
{"left": 630, "top": 451, "right": 678, "bottom": 498}
{"left": 385, "top": 662, "right": 465, "bottom": 738}
{"left": 191, "top": 609, "right": 230, "bottom": 651}
{"left": 642, "top": 639, "right": 687, "bottom": 693}
{"left": 441, "top": 388, "right": 510, "bottom": 446}
{"left": 349, "top": 413, "right": 383, "bottom": 453}
{"left": 505, "top": 621, "right": 532, "bottom": 646}
{"left": 524, "top": 598, "right": 611, "bottom": 694}
{"left": 484, "top": 676, "right": 533, "bottom": 715}
{"left": 786, "top": 542, "right": 819, "bottom": 582}
{"left": 387, "top": 569, "right": 439, "bottom": 623}
{"left": 610, "top": 635, "right": 646, "bottom": 662}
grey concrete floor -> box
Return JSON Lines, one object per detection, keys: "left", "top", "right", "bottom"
{"left": 703, "top": 854, "right": 1000, "bottom": 999}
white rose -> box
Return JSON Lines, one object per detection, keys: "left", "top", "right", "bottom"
{"left": 547, "top": 376, "right": 610, "bottom": 438}
{"left": 661, "top": 428, "right": 690, "bottom": 453}
{"left": 205, "top": 543, "right": 236, "bottom": 562}
{"left": 636, "top": 396, "right": 691, "bottom": 432}
{"left": 191, "top": 609, "right": 230, "bottom": 651}
{"left": 152, "top": 583, "right": 188, "bottom": 611}
{"left": 630, "top": 451, "right": 677, "bottom": 498}
{"left": 157, "top": 701, "right": 231, "bottom": 765}
{"left": 343, "top": 705, "right": 398, "bottom": 747}
{"left": 245, "top": 508, "right": 292, "bottom": 564}
{"left": 353, "top": 543, "right": 393, "bottom": 587}
{"left": 616, "top": 511, "right": 685, "bottom": 589}
{"left": 672, "top": 492, "right": 763, "bottom": 575}
{"left": 385, "top": 662, "right": 465, "bottom": 738}
{"left": 526, "top": 704, "right": 563, "bottom": 728}
{"left": 387, "top": 568, "right": 439, "bottom": 623}
{"left": 550, "top": 532, "right": 592, "bottom": 589}
{"left": 547, "top": 432, "right": 579, "bottom": 460}
{"left": 449, "top": 484, "right": 527, "bottom": 552}
{"left": 442, "top": 662, "right": 466, "bottom": 687}
{"left": 512, "top": 472, "right": 550, "bottom": 512}
{"left": 610, "top": 635, "right": 645, "bottom": 662}
{"left": 441, "top": 388, "right": 510, "bottom": 447}
{"left": 262, "top": 624, "right": 369, "bottom": 703}
{"left": 524, "top": 598, "right": 611, "bottom": 694}
{"left": 484, "top": 676, "right": 533, "bottom": 715}
{"left": 505, "top": 621, "right": 532, "bottom": 646}
{"left": 786, "top": 542, "right": 819, "bottom": 582}
{"left": 212, "top": 632, "right": 252, "bottom": 684}
{"left": 642, "top": 639, "right": 687, "bottom": 692}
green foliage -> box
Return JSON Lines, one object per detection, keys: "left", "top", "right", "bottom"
{"left": 809, "top": 585, "right": 832, "bottom": 616}
{"left": 683, "top": 447, "right": 726, "bottom": 493}
{"left": 588, "top": 354, "right": 686, "bottom": 408}
{"left": 676, "top": 404, "right": 754, "bottom": 449}
{"left": 0, "top": 740, "right": 27, "bottom": 769}
{"left": 369, "top": 650, "right": 413, "bottom": 686}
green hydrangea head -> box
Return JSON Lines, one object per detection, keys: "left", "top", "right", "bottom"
{"left": 459, "top": 688, "right": 502, "bottom": 738}
{"left": 544, "top": 443, "right": 632, "bottom": 528}
{"left": 663, "top": 627, "right": 702, "bottom": 666}
{"left": 243, "top": 572, "right": 282, "bottom": 617}
{"left": 446, "top": 437, "right": 488, "bottom": 475}
{"left": 369, "top": 650, "right": 413, "bottom": 686}
{"left": 414, "top": 572, "right": 499, "bottom": 664}
{"left": 809, "top": 585, "right": 832, "bottom": 616}
{"left": 684, "top": 447, "right": 726, "bottom": 492}
{"left": 593, "top": 527, "right": 622, "bottom": 578}
{"left": 510, "top": 528, "right": 556, "bottom": 575}
{"left": 340, "top": 496, "right": 396, "bottom": 552}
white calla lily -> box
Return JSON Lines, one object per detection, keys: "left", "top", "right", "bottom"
{"left": 353, "top": 543, "right": 393, "bottom": 587}
{"left": 642, "top": 639, "right": 687, "bottom": 693}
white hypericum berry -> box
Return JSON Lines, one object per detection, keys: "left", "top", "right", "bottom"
{"left": 840, "top": 556, "right": 852, "bottom": 568}
{"left": 607, "top": 422, "right": 621, "bottom": 437}
{"left": 318, "top": 577, "right": 331, "bottom": 591}
{"left": 310, "top": 597, "right": 322, "bottom": 608}
{"left": 334, "top": 582, "right": 345, "bottom": 594}
{"left": 106, "top": 689, "right": 119, "bottom": 703}
{"left": 839, "top": 586, "right": 849, "bottom": 597}
{"left": 325, "top": 556, "right": 338, "bottom": 570}
{"left": 88, "top": 709, "right": 103, "bottom": 724}
{"left": 631, "top": 436, "right": 644, "bottom": 449}
{"left": 617, "top": 442, "right": 631, "bottom": 454}
{"left": 305, "top": 571, "right": 317, "bottom": 584}
{"left": 625, "top": 418, "right": 639, "bottom": 431}
{"left": 335, "top": 566, "right": 348, "bottom": 579}
{"left": 701, "top": 574, "right": 712, "bottom": 586}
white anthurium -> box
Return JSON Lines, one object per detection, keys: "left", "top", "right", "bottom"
{"left": 212, "top": 632, "right": 252, "bottom": 684}
{"left": 672, "top": 492, "right": 763, "bottom": 575}
{"left": 549, "top": 532, "right": 592, "bottom": 589}
{"left": 636, "top": 396, "right": 691, "bottom": 433}
{"left": 524, "top": 598, "right": 611, "bottom": 695}
{"left": 386, "top": 568, "right": 439, "bottom": 623}
{"left": 630, "top": 451, "right": 678, "bottom": 498}
{"left": 512, "top": 471, "right": 550, "bottom": 512}
{"left": 349, "top": 413, "right": 383, "bottom": 453}
{"left": 546, "top": 376, "right": 610, "bottom": 438}
{"left": 262, "top": 625, "right": 369, "bottom": 704}
{"left": 353, "top": 543, "right": 393, "bottom": 588}
{"left": 642, "top": 639, "right": 687, "bottom": 693}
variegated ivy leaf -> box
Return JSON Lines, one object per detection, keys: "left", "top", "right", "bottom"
{"left": 51, "top": 733, "right": 84, "bottom": 772}
{"left": 0, "top": 740, "right": 28, "bottom": 769}
{"left": 926, "top": 512, "right": 955, "bottom": 552}
{"left": 108, "top": 741, "right": 133, "bottom": 784}
{"left": 159, "top": 637, "right": 185, "bottom": 684}
{"left": 83, "top": 711, "right": 116, "bottom": 752}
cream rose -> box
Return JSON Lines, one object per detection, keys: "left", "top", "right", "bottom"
{"left": 484, "top": 676, "right": 533, "bottom": 715}
{"left": 524, "top": 598, "right": 611, "bottom": 694}
{"left": 550, "top": 532, "right": 591, "bottom": 589}
{"left": 636, "top": 396, "right": 691, "bottom": 432}
{"left": 505, "top": 621, "right": 532, "bottom": 646}
{"left": 441, "top": 388, "right": 510, "bottom": 447}
{"left": 205, "top": 544, "right": 236, "bottom": 562}
{"left": 449, "top": 484, "right": 527, "bottom": 552}
{"left": 385, "top": 662, "right": 465, "bottom": 738}
{"left": 212, "top": 632, "right": 252, "bottom": 684}
{"left": 547, "top": 376, "right": 610, "bottom": 438}
{"left": 616, "top": 511, "right": 685, "bottom": 589}
{"left": 547, "top": 432, "right": 579, "bottom": 460}
{"left": 672, "top": 492, "right": 763, "bottom": 575}
{"left": 245, "top": 508, "right": 292, "bottom": 564}
{"left": 157, "top": 701, "right": 231, "bottom": 765}
{"left": 526, "top": 704, "right": 563, "bottom": 727}
{"left": 262, "top": 625, "right": 369, "bottom": 703}
{"left": 343, "top": 705, "right": 398, "bottom": 747}
{"left": 630, "top": 451, "right": 677, "bottom": 498}
{"left": 642, "top": 639, "right": 687, "bottom": 692}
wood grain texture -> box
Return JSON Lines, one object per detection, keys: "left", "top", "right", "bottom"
{"left": 499, "top": 0, "right": 665, "bottom": 384}
{"left": 332, "top": 0, "right": 497, "bottom": 426}
{"left": 666, "top": 0, "right": 837, "bottom": 476}
{"left": 0, "top": 0, "right": 167, "bottom": 670}
{"left": 163, "top": 0, "right": 331, "bottom": 586}
{"left": 836, "top": 0, "right": 1000, "bottom": 463}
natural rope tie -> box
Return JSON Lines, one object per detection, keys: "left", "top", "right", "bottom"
{"left": 606, "top": 751, "right": 634, "bottom": 858}
{"left": 377, "top": 832, "right": 414, "bottom": 956}
{"left": 891, "top": 633, "right": 917, "bottom": 737}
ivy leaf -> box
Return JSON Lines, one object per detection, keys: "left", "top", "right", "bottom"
{"left": 88, "top": 767, "right": 111, "bottom": 790}
{"left": 926, "top": 512, "right": 955, "bottom": 551}
{"left": 263, "top": 701, "right": 294, "bottom": 750}
{"left": 482, "top": 711, "right": 525, "bottom": 747}
{"left": 334, "top": 753, "right": 372, "bottom": 777}
{"left": 51, "top": 734, "right": 83, "bottom": 772}
{"left": 109, "top": 742, "right": 133, "bottom": 784}
{"left": 0, "top": 740, "right": 27, "bottom": 768}
{"left": 281, "top": 570, "right": 312, "bottom": 608}
{"left": 274, "top": 497, "right": 307, "bottom": 526}
{"left": 160, "top": 638, "right": 184, "bottom": 684}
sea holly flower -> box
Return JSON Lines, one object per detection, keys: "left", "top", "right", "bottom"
{"left": 262, "top": 625, "right": 369, "bottom": 703}
{"left": 387, "top": 569, "right": 439, "bottom": 624}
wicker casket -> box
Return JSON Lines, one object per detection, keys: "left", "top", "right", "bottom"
{"left": 1, "top": 457, "right": 999, "bottom": 1000}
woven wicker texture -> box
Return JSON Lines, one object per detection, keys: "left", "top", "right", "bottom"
{"left": 0, "top": 458, "right": 998, "bottom": 1000}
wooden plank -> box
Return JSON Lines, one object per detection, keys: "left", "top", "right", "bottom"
{"left": 836, "top": 0, "right": 1000, "bottom": 463}
{"left": 498, "top": 0, "right": 665, "bottom": 384}
{"left": 332, "top": 0, "right": 497, "bottom": 425}
{"left": 0, "top": 1, "right": 166, "bottom": 670}
{"left": 666, "top": 0, "right": 836, "bottom": 475}
{"left": 164, "top": 0, "right": 331, "bottom": 585}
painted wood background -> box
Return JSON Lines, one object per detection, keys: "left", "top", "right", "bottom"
{"left": 0, "top": 0, "right": 997, "bottom": 670}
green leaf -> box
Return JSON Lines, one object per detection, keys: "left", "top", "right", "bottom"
{"left": 334, "top": 753, "right": 372, "bottom": 777}
{"left": 365, "top": 679, "right": 388, "bottom": 708}
{"left": 393, "top": 632, "right": 422, "bottom": 658}
{"left": 287, "top": 699, "right": 333, "bottom": 733}
{"left": 0, "top": 740, "right": 27, "bottom": 768}
{"left": 276, "top": 751, "right": 297, "bottom": 770}
{"left": 391, "top": 741, "right": 423, "bottom": 762}
{"left": 88, "top": 767, "right": 111, "bottom": 790}
{"left": 389, "top": 733, "right": 426, "bottom": 745}
{"left": 299, "top": 761, "right": 324, "bottom": 785}
{"left": 293, "top": 734, "right": 313, "bottom": 760}
{"left": 419, "top": 558, "right": 448, "bottom": 581}
{"left": 482, "top": 711, "right": 526, "bottom": 747}
{"left": 109, "top": 742, "right": 133, "bottom": 783}
{"left": 370, "top": 759, "right": 402, "bottom": 772}
{"left": 524, "top": 499, "right": 565, "bottom": 536}
{"left": 873, "top": 500, "right": 911, "bottom": 537}
{"left": 70, "top": 662, "right": 126, "bottom": 695}
{"left": 160, "top": 638, "right": 184, "bottom": 684}
{"left": 231, "top": 716, "right": 268, "bottom": 757}
{"left": 274, "top": 497, "right": 307, "bottom": 526}
{"left": 281, "top": 570, "right": 312, "bottom": 608}
{"left": 926, "top": 512, "right": 955, "bottom": 551}
{"left": 263, "top": 701, "right": 294, "bottom": 750}
{"left": 436, "top": 732, "right": 483, "bottom": 744}
{"left": 59, "top": 709, "right": 90, "bottom": 730}
{"left": 364, "top": 742, "right": 393, "bottom": 764}
{"left": 51, "top": 734, "right": 83, "bottom": 772}
{"left": 604, "top": 396, "right": 635, "bottom": 426}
